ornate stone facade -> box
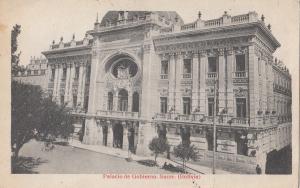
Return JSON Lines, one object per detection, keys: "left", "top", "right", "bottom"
{"left": 42, "top": 11, "right": 292, "bottom": 174}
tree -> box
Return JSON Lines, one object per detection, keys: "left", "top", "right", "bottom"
{"left": 148, "top": 137, "right": 170, "bottom": 163}
{"left": 11, "top": 24, "right": 22, "bottom": 75}
{"left": 11, "top": 81, "right": 74, "bottom": 159}
{"left": 173, "top": 143, "right": 199, "bottom": 171}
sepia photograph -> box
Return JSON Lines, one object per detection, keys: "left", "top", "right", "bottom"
{"left": 1, "top": 0, "right": 299, "bottom": 187}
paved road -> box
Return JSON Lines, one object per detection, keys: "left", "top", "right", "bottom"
{"left": 19, "top": 140, "right": 174, "bottom": 174}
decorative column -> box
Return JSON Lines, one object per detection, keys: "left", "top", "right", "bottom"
{"left": 218, "top": 48, "right": 226, "bottom": 113}
{"left": 226, "top": 48, "right": 234, "bottom": 115}
{"left": 106, "top": 121, "right": 113, "bottom": 147}
{"left": 53, "top": 64, "right": 60, "bottom": 101}
{"left": 77, "top": 61, "right": 84, "bottom": 108}
{"left": 168, "top": 54, "right": 175, "bottom": 111}
{"left": 80, "top": 62, "right": 87, "bottom": 108}
{"left": 199, "top": 50, "right": 207, "bottom": 114}
{"left": 122, "top": 122, "right": 129, "bottom": 151}
{"left": 113, "top": 92, "right": 118, "bottom": 111}
{"left": 192, "top": 52, "right": 200, "bottom": 111}
{"left": 175, "top": 52, "right": 182, "bottom": 113}
{"left": 64, "top": 63, "right": 71, "bottom": 106}
{"left": 128, "top": 91, "right": 132, "bottom": 112}
{"left": 57, "top": 64, "right": 63, "bottom": 104}
{"left": 69, "top": 63, "right": 75, "bottom": 108}
{"left": 248, "top": 45, "right": 260, "bottom": 125}
{"left": 96, "top": 120, "right": 103, "bottom": 145}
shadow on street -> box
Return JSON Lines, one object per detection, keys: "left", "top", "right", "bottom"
{"left": 11, "top": 156, "right": 49, "bottom": 174}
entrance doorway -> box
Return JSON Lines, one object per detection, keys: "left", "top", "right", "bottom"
{"left": 113, "top": 123, "right": 123, "bottom": 148}
{"left": 235, "top": 131, "right": 248, "bottom": 155}
{"left": 102, "top": 125, "right": 108, "bottom": 146}
{"left": 128, "top": 127, "right": 135, "bottom": 152}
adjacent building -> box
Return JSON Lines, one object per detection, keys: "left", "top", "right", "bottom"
{"left": 12, "top": 56, "right": 49, "bottom": 91}
{"left": 42, "top": 11, "right": 292, "bottom": 173}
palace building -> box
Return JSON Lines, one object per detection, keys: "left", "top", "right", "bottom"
{"left": 42, "top": 11, "right": 292, "bottom": 173}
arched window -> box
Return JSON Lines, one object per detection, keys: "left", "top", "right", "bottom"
{"left": 132, "top": 92, "right": 139, "bottom": 112}
{"left": 118, "top": 89, "right": 128, "bottom": 111}
{"left": 108, "top": 92, "right": 113, "bottom": 111}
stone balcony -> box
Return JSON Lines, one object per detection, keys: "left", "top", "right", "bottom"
{"left": 48, "top": 81, "right": 54, "bottom": 89}
{"left": 154, "top": 113, "right": 250, "bottom": 127}
{"left": 182, "top": 73, "right": 192, "bottom": 79}
{"left": 160, "top": 74, "right": 168, "bottom": 79}
{"left": 207, "top": 72, "right": 218, "bottom": 79}
{"left": 232, "top": 71, "right": 248, "bottom": 84}
{"left": 96, "top": 110, "right": 140, "bottom": 120}
{"left": 273, "top": 83, "right": 291, "bottom": 96}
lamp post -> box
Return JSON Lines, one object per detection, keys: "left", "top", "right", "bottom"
{"left": 212, "top": 77, "right": 218, "bottom": 174}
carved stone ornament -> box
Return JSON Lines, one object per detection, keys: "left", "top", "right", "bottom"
{"left": 159, "top": 88, "right": 168, "bottom": 96}
{"left": 181, "top": 87, "right": 192, "bottom": 96}
{"left": 206, "top": 87, "right": 216, "bottom": 96}
{"left": 233, "top": 87, "right": 248, "bottom": 97}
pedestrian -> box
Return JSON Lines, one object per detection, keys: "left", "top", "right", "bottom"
{"left": 256, "top": 164, "right": 262, "bottom": 174}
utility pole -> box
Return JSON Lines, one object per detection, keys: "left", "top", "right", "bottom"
{"left": 212, "top": 78, "right": 217, "bottom": 174}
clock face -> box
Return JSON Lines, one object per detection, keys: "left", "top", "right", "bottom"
{"left": 112, "top": 59, "right": 138, "bottom": 79}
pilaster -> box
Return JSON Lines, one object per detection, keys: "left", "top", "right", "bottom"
{"left": 218, "top": 48, "right": 226, "bottom": 113}
{"left": 192, "top": 52, "right": 199, "bottom": 111}
{"left": 199, "top": 51, "right": 207, "bottom": 114}
{"left": 168, "top": 54, "right": 176, "bottom": 111}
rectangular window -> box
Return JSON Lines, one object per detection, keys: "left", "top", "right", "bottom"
{"left": 41, "top": 70, "right": 46, "bottom": 75}
{"left": 60, "top": 95, "right": 64, "bottom": 105}
{"left": 51, "top": 69, "right": 55, "bottom": 81}
{"left": 108, "top": 93, "right": 113, "bottom": 111}
{"left": 208, "top": 57, "right": 217, "bottom": 72}
{"left": 86, "top": 65, "right": 91, "bottom": 83}
{"left": 75, "top": 67, "right": 80, "bottom": 80}
{"left": 183, "top": 59, "right": 192, "bottom": 74}
{"left": 236, "top": 98, "right": 246, "bottom": 118}
{"left": 208, "top": 98, "right": 214, "bottom": 116}
{"left": 73, "top": 95, "right": 77, "bottom": 108}
{"left": 62, "top": 68, "right": 67, "bottom": 80}
{"left": 183, "top": 97, "right": 191, "bottom": 115}
{"left": 161, "top": 61, "right": 168, "bottom": 74}
{"left": 236, "top": 54, "right": 246, "bottom": 71}
{"left": 160, "top": 97, "right": 168, "bottom": 114}
{"left": 84, "top": 96, "right": 89, "bottom": 111}
{"left": 34, "top": 70, "right": 38, "bottom": 75}
{"left": 27, "top": 70, "right": 31, "bottom": 75}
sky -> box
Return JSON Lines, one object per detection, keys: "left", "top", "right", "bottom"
{"left": 1, "top": 0, "right": 298, "bottom": 75}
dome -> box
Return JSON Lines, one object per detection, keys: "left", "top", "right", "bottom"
{"left": 100, "top": 11, "right": 184, "bottom": 26}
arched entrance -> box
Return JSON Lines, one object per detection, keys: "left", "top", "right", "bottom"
{"left": 113, "top": 123, "right": 123, "bottom": 148}
{"left": 118, "top": 89, "right": 128, "bottom": 111}
{"left": 132, "top": 92, "right": 139, "bottom": 112}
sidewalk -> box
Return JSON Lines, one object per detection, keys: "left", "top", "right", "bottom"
{"left": 69, "top": 140, "right": 231, "bottom": 174}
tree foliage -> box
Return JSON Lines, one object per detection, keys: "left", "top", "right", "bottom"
{"left": 148, "top": 137, "right": 170, "bottom": 163}
{"left": 11, "top": 24, "right": 22, "bottom": 75}
{"left": 11, "top": 81, "right": 74, "bottom": 158}
{"left": 173, "top": 143, "right": 199, "bottom": 171}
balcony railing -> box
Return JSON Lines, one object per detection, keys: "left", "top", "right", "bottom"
{"left": 231, "top": 117, "right": 249, "bottom": 125}
{"left": 207, "top": 72, "right": 218, "bottom": 79}
{"left": 182, "top": 73, "right": 192, "bottom": 79}
{"left": 232, "top": 71, "right": 248, "bottom": 78}
{"left": 154, "top": 113, "right": 252, "bottom": 127}
{"left": 160, "top": 74, "right": 168, "bottom": 79}
{"left": 48, "top": 81, "right": 54, "bottom": 89}
{"left": 96, "top": 110, "right": 139, "bottom": 119}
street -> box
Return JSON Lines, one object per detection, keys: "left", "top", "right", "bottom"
{"left": 17, "top": 139, "right": 174, "bottom": 174}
